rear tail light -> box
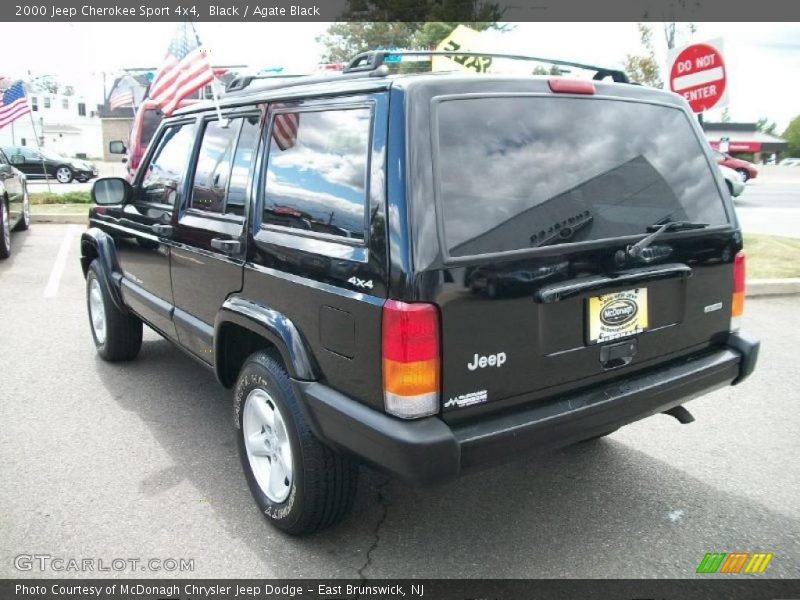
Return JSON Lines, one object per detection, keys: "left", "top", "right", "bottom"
{"left": 382, "top": 300, "right": 440, "bottom": 419}
{"left": 731, "top": 251, "right": 745, "bottom": 331}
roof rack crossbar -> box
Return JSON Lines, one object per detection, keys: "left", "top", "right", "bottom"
{"left": 343, "top": 50, "right": 629, "bottom": 83}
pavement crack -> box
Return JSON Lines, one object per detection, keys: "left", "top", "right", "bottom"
{"left": 357, "top": 477, "right": 391, "bottom": 582}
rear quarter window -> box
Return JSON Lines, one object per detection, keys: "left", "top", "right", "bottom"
{"left": 434, "top": 96, "right": 728, "bottom": 258}
{"left": 262, "top": 107, "right": 371, "bottom": 241}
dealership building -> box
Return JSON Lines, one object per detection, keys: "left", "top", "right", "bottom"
{"left": 702, "top": 122, "right": 788, "bottom": 163}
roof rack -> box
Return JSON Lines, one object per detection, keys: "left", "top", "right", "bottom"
{"left": 225, "top": 73, "right": 310, "bottom": 93}
{"left": 343, "top": 50, "right": 630, "bottom": 83}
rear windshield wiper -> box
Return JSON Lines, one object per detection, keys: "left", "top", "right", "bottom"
{"left": 627, "top": 220, "right": 708, "bottom": 261}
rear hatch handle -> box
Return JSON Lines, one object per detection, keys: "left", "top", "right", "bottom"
{"left": 535, "top": 263, "right": 692, "bottom": 304}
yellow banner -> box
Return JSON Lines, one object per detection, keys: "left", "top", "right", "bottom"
{"left": 433, "top": 24, "right": 492, "bottom": 74}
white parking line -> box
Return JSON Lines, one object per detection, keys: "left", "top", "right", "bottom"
{"left": 44, "top": 225, "right": 77, "bottom": 298}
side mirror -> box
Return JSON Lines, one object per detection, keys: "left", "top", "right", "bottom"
{"left": 109, "top": 140, "right": 127, "bottom": 155}
{"left": 10, "top": 154, "right": 24, "bottom": 165}
{"left": 91, "top": 177, "right": 131, "bottom": 206}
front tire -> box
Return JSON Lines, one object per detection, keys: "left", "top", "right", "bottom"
{"left": 736, "top": 168, "right": 750, "bottom": 182}
{"left": 12, "top": 189, "right": 30, "bottom": 231}
{"left": 234, "top": 351, "right": 358, "bottom": 535}
{"left": 0, "top": 199, "right": 11, "bottom": 259}
{"left": 86, "top": 260, "right": 142, "bottom": 361}
{"left": 55, "top": 166, "right": 74, "bottom": 184}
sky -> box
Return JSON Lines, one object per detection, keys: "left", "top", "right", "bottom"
{"left": 0, "top": 21, "right": 797, "bottom": 130}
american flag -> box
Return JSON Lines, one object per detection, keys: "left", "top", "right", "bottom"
{"left": 148, "top": 22, "right": 214, "bottom": 116}
{"left": 0, "top": 81, "right": 31, "bottom": 130}
{"left": 109, "top": 87, "right": 134, "bottom": 111}
{"left": 273, "top": 112, "right": 300, "bottom": 151}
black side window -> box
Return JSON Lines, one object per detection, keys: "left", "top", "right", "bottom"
{"left": 138, "top": 123, "right": 194, "bottom": 206}
{"left": 262, "top": 107, "right": 371, "bottom": 240}
{"left": 226, "top": 116, "right": 261, "bottom": 217}
{"left": 189, "top": 120, "right": 238, "bottom": 214}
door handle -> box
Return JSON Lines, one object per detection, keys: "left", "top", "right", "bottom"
{"left": 150, "top": 224, "right": 173, "bottom": 236}
{"left": 210, "top": 238, "right": 243, "bottom": 255}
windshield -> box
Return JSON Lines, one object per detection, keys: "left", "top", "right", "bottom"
{"left": 434, "top": 96, "right": 729, "bottom": 258}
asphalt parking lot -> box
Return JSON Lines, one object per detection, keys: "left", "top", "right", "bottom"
{"left": 735, "top": 177, "right": 800, "bottom": 238}
{"left": 1, "top": 224, "right": 799, "bottom": 579}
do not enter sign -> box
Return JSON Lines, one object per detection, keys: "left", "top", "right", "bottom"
{"left": 669, "top": 40, "right": 728, "bottom": 113}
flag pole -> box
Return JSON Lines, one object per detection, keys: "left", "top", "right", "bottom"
{"left": 209, "top": 76, "right": 226, "bottom": 125}
{"left": 23, "top": 86, "right": 51, "bottom": 193}
{"left": 189, "top": 22, "right": 226, "bottom": 126}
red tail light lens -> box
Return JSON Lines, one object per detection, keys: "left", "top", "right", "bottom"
{"left": 548, "top": 78, "right": 596, "bottom": 95}
{"left": 382, "top": 300, "right": 440, "bottom": 419}
{"left": 731, "top": 251, "right": 745, "bottom": 330}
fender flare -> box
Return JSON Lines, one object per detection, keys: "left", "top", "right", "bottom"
{"left": 214, "top": 295, "right": 319, "bottom": 382}
{"left": 80, "top": 227, "right": 126, "bottom": 312}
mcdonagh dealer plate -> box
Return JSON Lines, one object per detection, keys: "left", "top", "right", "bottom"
{"left": 587, "top": 288, "right": 649, "bottom": 344}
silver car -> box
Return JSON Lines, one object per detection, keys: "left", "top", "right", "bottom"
{"left": 719, "top": 164, "right": 745, "bottom": 198}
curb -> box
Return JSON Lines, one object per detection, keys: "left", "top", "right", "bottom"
{"left": 31, "top": 213, "right": 88, "bottom": 225}
{"left": 746, "top": 278, "right": 800, "bottom": 297}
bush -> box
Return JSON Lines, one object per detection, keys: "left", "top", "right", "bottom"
{"left": 29, "top": 191, "right": 92, "bottom": 205}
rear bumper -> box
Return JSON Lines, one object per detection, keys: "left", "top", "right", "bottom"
{"left": 294, "top": 332, "right": 759, "bottom": 485}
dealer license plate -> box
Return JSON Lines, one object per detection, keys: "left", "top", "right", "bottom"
{"left": 587, "top": 288, "right": 649, "bottom": 344}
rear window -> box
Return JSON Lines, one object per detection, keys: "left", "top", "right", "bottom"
{"left": 435, "top": 96, "right": 728, "bottom": 258}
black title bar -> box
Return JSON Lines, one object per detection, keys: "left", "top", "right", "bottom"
{"left": 3, "top": 0, "right": 800, "bottom": 21}
{"left": 3, "top": 579, "right": 800, "bottom": 600}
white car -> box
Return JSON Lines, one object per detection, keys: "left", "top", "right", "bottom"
{"left": 779, "top": 157, "right": 800, "bottom": 166}
{"left": 719, "top": 164, "right": 745, "bottom": 198}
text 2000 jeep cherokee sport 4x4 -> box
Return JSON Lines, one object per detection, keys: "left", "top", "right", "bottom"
{"left": 80, "top": 51, "right": 759, "bottom": 534}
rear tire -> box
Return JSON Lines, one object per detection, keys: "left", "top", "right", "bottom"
{"left": 736, "top": 168, "right": 750, "bottom": 182}
{"left": 86, "top": 259, "right": 142, "bottom": 361}
{"left": 234, "top": 351, "right": 358, "bottom": 535}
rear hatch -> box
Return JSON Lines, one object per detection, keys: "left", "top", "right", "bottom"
{"left": 420, "top": 87, "right": 738, "bottom": 421}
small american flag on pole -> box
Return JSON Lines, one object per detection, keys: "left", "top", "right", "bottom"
{"left": 109, "top": 87, "right": 135, "bottom": 111}
{"left": 148, "top": 22, "right": 215, "bottom": 116}
{"left": 0, "top": 81, "right": 31, "bottom": 130}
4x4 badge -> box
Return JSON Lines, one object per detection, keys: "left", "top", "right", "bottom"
{"left": 347, "top": 276, "right": 373, "bottom": 290}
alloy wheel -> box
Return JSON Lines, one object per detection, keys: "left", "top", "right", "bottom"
{"left": 56, "top": 167, "right": 72, "bottom": 183}
{"left": 88, "top": 278, "right": 107, "bottom": 344}
{"left": 242, "top": 388, "right": 294, "bottom": 503}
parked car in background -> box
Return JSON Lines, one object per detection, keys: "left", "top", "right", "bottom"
{"left": 0, "top": 148, "right": 30, "bottom": 258}
{"left": 713, "top": 150, "right": 758, "bottom": 181}
{"left": 719, "top": 165, "right": 745, "bottom": 198}
{"left": 779, "top": 157, "right": 800, "bottom": 167}
{"left": 2, "top": 146, "right": 98, "bottom": 184}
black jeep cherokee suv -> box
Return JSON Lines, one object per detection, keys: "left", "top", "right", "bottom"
{"left": 80, "top": 52, "right": 759, "bottom": 535}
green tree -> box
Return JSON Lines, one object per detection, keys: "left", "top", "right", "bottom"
{"left": 756, "top": 116, "right": 778, "bottom": 136}
{"left": 317, "top": 0, "right": 503, "bottom": 62}
{"left": 783, "top": 115, "right": 800, "bottom": 156}
{"left": 622, "top": 24, "right": 663, "bottom": 88}
{"left": 663, "top": 22, "right": 697, "bottom": 50}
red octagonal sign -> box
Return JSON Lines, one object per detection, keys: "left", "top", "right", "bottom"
{"left": 669, "top": 43, "right": 727, "bottom": 113}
